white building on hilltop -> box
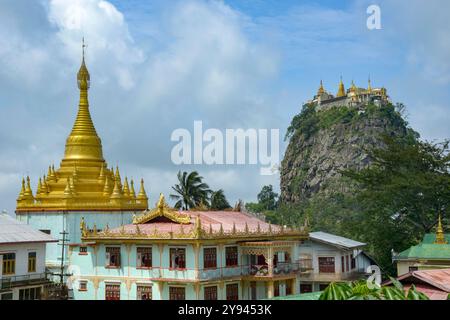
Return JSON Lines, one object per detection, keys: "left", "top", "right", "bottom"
{"left": 0, "top": 213, "right": 57, "bottom": 300}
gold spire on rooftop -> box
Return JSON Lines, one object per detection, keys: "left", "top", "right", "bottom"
{"left": 16, "top": 39, "right": 148, "bottom": 212}
{"left": 317, "top": 80, "right": 325, "bottom": 95}
{"left": 434, "top": 214, "right": 447, "bottom": 244}
{"left": 367, "top": 76, "right": 372, "bottom": 93}
{"left": 63, "top": 37, "right": 103, "bottom": 164}
{"left": 336, "top": 76, "right": 346, "bottom": 97}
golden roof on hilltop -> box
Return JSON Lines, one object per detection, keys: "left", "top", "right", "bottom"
{"left": 16, "top": 40, "right": 148, "bottom": 212}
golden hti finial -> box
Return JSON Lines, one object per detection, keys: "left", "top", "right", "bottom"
{"left": 337, "top": 76, "right": 346, "bottom": 97}
{"left": 17, "top": 178, "right": 26, "bottom": 202}
{"left": 317, "top": 80, "right": 325, "bottom": 96}
{"left": 157, "top": 193, "right": 165, "bottom": 212}
{"left": 63, "top": 178, "right": 73, "bottom": 198}
{"left": 367, "top": 76, "right": 372, "bottom": 93}
{"left": 114, "top": 166, "right": 122, "bottom": 189}
{"left": 110, "top": 178, "right": 123, "bottom": 200}
{"left": 434, "top": 214, "right": 447, "bottom": 244}
{"left": 103, "top": 177, "right": 112, "bottom": 196}
{"left": 123, "top": 177, "right": 131, "bottom": 199}
{"left": 63, "top": 37, "right": 104, "bottom": 164}
{"left": 23, "top": 176, "right": 34, "bottom": 201}
{"left": 350, "top": 80, "right": 357, "bottom": 92}
{"left": 130, "top": 179, "right": 136, "bottom": 200}
{"left": 137, "top": 178, "right": 148, "bottom": 205}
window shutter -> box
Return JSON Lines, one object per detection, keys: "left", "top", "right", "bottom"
{"left": 137, "top": 251, "right": 142, "bottom": 268}
{"left": 106, "top": 252, "right": 110, "bottom": 266}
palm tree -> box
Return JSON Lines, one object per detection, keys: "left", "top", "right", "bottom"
{"left": 170, "top": 171, "right": 211, "bottom": 210}
{"left": 319, "top": 278, "right": 429, "bottom": 300}
{"left": 210, "top": 189, "right": 231, "bottom": 210}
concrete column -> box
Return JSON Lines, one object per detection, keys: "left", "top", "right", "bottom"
{"left": 267, "top": 280, "right": 274, "bottom": 299}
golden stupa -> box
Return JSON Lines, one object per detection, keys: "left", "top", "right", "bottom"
{"left": 16, "top": 41, "right": 148, "bottom": 212}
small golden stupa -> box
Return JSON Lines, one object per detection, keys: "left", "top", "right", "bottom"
{"left": 16, "top": 40, "right": 148, "bottom": 212}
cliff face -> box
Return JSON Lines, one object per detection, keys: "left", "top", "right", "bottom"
{"left": 280, "top": 104, "right": 410, "bottom": 204}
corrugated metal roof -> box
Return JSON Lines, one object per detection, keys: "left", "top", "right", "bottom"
{"left": 309, "top": 231, "right": 366, "bottom": 249}
{"left": 395, "top": 233, "right": 450, "bottom": 260}
{"left": 0, "top": 214, "right": 57, "bottom": 245}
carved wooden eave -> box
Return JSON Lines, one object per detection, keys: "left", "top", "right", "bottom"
{"left": 132, "top": 193, "right": 191, "bottom": 225}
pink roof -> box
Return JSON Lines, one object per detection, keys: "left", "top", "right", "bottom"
{"left": 403, "top": 284, "right": 449, "bottom": 300}
{"left": 109, "top": 210, "right": 283, "bottom": 235}
{"left": 387, "top": 268, "right": 450, "bottom": 300}
{"left": 409, "top": 269, "right": 450, "bottom": 292}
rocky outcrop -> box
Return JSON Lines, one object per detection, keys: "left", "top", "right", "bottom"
{"left": 280, "top": 104, "right": 409, "bottom": 204}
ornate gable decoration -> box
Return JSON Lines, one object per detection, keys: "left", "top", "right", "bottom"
{"left": 132, "top": 193, "right": 191, "bottom": 225}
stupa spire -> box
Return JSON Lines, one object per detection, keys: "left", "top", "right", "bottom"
{"left": 317, "top": 80, "right": 325, "bottom": 95}
{"left": 434, "top": 214, "right": 447, "bottom": 244}
{"left": 337, "top": 76, "right": 346, "bottom": 97}
{"left": 63, "top": 38, "right": 104, "bottom": 163}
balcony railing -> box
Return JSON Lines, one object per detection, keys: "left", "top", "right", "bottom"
{"left": 244, "top": 261, "right": 311, "bottom": 278}
{"left": 1, "top": 272, "right": 49, "bottom": 290}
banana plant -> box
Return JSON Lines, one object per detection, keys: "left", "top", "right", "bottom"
{"left": 319, "top": 277, "right": 429, "bottom": 300}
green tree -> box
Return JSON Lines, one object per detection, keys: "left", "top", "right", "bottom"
{"left": 257, "top": 185, "right": 279, "bottom": 211}
{"left": 319, "top": 279, "right": 429, "bottom": 300}
{"left": 342, "top": 135, "right": 450, "bottom": 274}
{"left": 170, "top": 171, "right": 211, "bottom": 210}
{"left": 210, "top": 189, "right": 231, "bottom": 210}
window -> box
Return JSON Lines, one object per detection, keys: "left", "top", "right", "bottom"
{"left": 1, "top": 293, "right": 13, "bottom": 300}
{"left": 318, "top": 257, "right": 335, "bottom": 273}
{"left": 106, "top": 247, "right": 121, "bottom": 267}
{"left": 39, "top": 229, "right": 51, "bottom": 235}
{"left": 300, "top": 283, "right": 312, "bottom": 294}
{"left": 105, "top": 284, "right": 120, "bottom": 300}
{"left": 203, "top": 248, "right": 217, "bottom": 269}
{"left": 137, "top": 247, "right": 152, "bottom": 268}
{"left": 204, "top": 286, "right": 218, "bottom": 300}
{"left": 170, "top": 248, "right": 186, "bottom": 269}
{"left": 2, "top": 253, "right": 15, "bottom": 275}
{"left": 319, "top": 283, "right": 329, "bottom": 291}
{"left": 137, "top": 286, "right": 152, "bottom": 300}
{"left": 226, "top": 283, "right": 239, "bottom": 300}
{"left": 341, "top": 256, "right": 345, "bottom": 273}
{"left": 274, "top": 281, "right": 280, "bottom": 297}
{"left": 169, "top": 287, "right": 185, "bottom": 300}
{"left": 409, "top": 266, "right": 419, "bottom": 272}
{"left": 19, "top": 287, "right": 41, "bottom": 300}
{"left": 225, "top": 246, "right": 238, "bottom": 267}
{"left": 345, "top": 255, "right": 349, "bottom": 271}
{"left": 79, "top": 281, "right": 87, "bottom": 291}
{"left": 351, "top": 254, "right": 356, "bottom": 269}
{"left": 79, "top": 246, "right": 88, "bottom": 255}
{"left": 28, "top": 252, "right": 36, "bottom": 273}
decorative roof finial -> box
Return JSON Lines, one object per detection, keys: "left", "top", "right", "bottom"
{"left": 137, "top": 178, "right": 148, "bottom": 204}
{"left": 337, "top": 76, "right": 345, "bottom": 97}
{"left": 434, "top": 214, "right": 447, "bottom": 244}
{"left": 317, "top": 80, "right": 325, "bottom": 95}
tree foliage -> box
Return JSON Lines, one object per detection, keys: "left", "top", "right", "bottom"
{"left": 210, "top": 189, "right": 232, "bottom": 210}
{"left": 170, "top": 171, "right": 211, "bottom": 210}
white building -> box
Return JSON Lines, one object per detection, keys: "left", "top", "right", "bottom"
{"left": 0, "top": 213, "right": 57, "bottom": 300}
{"left": 298, "top": 231, "right": 376, "bottom": 292}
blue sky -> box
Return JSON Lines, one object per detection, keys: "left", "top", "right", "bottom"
{"left": 0, "top": 0, "right": 449, "bottom": 214}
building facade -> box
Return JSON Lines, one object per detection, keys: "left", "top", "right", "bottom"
{"left": 15, "top": 45, "right": 149, "bottom": 273}
{"left": 0, "top": 214, "right": 57, "bottom": 300}
{"left": 297, "top": 231, "right": 372, "bottom": 293}
{"left": 68, "top": 194, "right": 311, "bottom": 300}
{"left": 393, "top": 215, "right": 450, "bottom": 276}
